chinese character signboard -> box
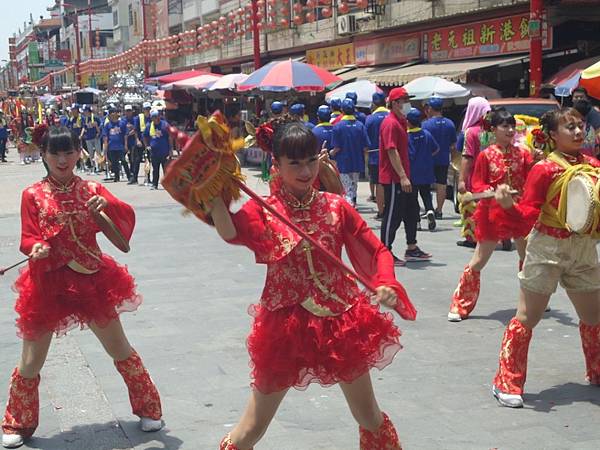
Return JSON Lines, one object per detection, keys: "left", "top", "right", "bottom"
{"left": 306, "top": 44, "right": 355, "bottom": 71}
{"left": 355, "top": 35, "right": 420, "bottom": 66}
{"left": 426, "top": 13, "right": 552, "bottom": 61}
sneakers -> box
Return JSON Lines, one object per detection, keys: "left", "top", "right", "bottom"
{"left": 150, "top": 186, "right": 158, "bottom": 190}
{"left": 434, "top": 210, "right": 443, "bottom": 220}
{"left": 373, "top": 213, "right": 383, "bottom": 221}
{"left": 405, "top": 246, "right": 432, "bottom": 262}
{"left": 140, "top": 417, "right": 163, "bottom": 432}
{"left": 392, "top": 254, "right": 406, "bottom": 267}
{"left": 456, "top": 239, "right": 477, "bottom": 248}
{"left": 127, "top": 179, "right": 138, "bottom": 185}
{"left": 492, "top": 385, "right": 523, "bottom": 408}
{"left": 1, "top": 433, "right": 24, "bottom": 448}
{"left": 447, "top": 311, "right": 462, "bottom": 322}
{"left": 426, "top": 210, "right": 436, "bottom": 231}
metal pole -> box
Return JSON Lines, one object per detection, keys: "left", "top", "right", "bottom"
{"left": 73, "top": 9, "right": 82, "bottom": 88}
{"left": 529, "top": 0, "right": 543, "bottom": 97}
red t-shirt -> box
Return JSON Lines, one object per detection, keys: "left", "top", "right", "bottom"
{"left": 378, "top": 111, "right": 409, "bottom": 184}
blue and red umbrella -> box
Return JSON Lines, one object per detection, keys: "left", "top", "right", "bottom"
{"left": 237, "top": 59, "right": 341, "bottom": 92}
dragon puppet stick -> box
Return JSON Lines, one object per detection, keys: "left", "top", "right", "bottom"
{"left": 162, "top": 115, "right": 380, "bottom": 295}
{"left": 0, "top": 257, "right": 30, "bottom": 276}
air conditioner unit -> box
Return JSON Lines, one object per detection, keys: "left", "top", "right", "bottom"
{"left": 337, "top": 15, "right": 357, "bottom": 35}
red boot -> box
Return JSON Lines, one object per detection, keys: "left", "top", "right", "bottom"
{"left": 219, "top": 433, "right": 253, "bottom": 450}
{"left": 359, "top": 412, "right": 402, "bottom": 450}
{"left": 579, "top": 322, "right": 600, "bottom": 385}
{"left": 1, "top": 368, "right": 40, "bottom": 439}
{"left": 493, "top": 318, "right": 532, "bottom": 395}
{"left": 114, "top": 350, "right": 162, "bottom": 421}
{"left": 448, "top": 265, "right": 480, "bottom": 321}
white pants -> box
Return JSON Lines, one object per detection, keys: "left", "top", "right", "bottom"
{"left": 340, "top": 172, "right": 359, "bottom": 205}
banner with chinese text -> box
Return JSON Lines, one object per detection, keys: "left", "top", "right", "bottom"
{"left": 355, "top": 35, "right": 420, "bottom": 67}
{"left": 306, "top": 44, "right": 355, "bottom": 71}
{"left": 426, "top": 13, "right": 552, "bottom": 61}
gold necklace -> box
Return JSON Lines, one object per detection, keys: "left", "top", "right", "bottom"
{"left": 281, "top": 186, "right": 317, "bottom": 210}
{"left": 47, "top": 175, "right": 75, "bottom": 194}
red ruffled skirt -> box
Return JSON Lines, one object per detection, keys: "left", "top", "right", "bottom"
{"left": 247, "top": 295, "right": 402, "bottom": 394}
{"left": 12, "top": 255, "right": 142, "bottom": 340}
{"left": 473, "top": 199, "right": 528, "bottom": 242}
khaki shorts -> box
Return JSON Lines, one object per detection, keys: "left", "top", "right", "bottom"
{"left": 519, "top": 229, "right": 600, "bottom": 295}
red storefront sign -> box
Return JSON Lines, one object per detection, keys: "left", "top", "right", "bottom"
{"left": 355, "top": 34, "right": 420, "bottom": 67}
{"left": 55, "top": 49, "right": 72, "bottom": 62}
{"left": 426, "top": 13, "right": 552, "bottom": 61}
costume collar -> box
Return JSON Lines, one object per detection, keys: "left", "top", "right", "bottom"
{"left": 315, "top": 122, "right": 332, "bottom": 128}
{"left": 280, "top": 185, "right": 318, "bottom": 210}
{"left": 408, "top": 127, "right": 421, "bottom": 133}
{"left": 373, "top": 106, "right": 389, "bottom": 114}
{"left": 46, "top": 175, "right": 77, "bottom": 193}
{"left": 341, "top": 115, "right": 356, "bottom": 121}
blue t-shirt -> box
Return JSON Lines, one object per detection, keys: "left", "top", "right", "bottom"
{"left": 122, "top": 114, "right": 137, "bottom": 149}
{"left": 365, "top": 108, "right": 389, "bottom": 165}
{"left": 422, "top": 116, "right": 457, "bottom": 166}
{"left": 331, "top": 117, "right": 371, "bottom": 174}
{"left": 82, "top": 114, "right": 101, "bottom": 140}
{"left": 303, "top": 121, "right": 315, "bottom": 130}
{"left": 67, "top": 114, "right": 83, "bottom": 137}
{"left": 456, "top": 131, "right": 465, "bottom": 153}
{"left": 0, "top": 120, "right": 7, "bottom": 139}
{"left": 312, "top": 123, "right": 334, "bottom": 151}
{"left": 144, "top": 119, "right": 171, "bottom": 157}
{"left": 59, "top": 115, "right": 69, "bottom": 127}
{"left": 103, "top": 119, "right": 127, "bottom": 152}
{"left": 408, "top": 128, "right": 438, "bottom": 185}
{"left": 355, "top": 111, "right": 367, "bottom": 124}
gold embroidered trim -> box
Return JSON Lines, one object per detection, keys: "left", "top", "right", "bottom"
{"left": 67, "top": 260, "right": 99, "bottom": 274}
{"left": 67, "top": 217, "right": 103, "bottom": 262}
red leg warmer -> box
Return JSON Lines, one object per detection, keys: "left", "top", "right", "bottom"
{"left": 449, "top": 265, "right": 481, "bottom": 318}
{"left": 579, "top": 322, "right": 600, "bottom": 385}
{"left": 493, "top": 318, "right": 532, "bottom": 395}
{"left": 1, "top": 368, "right": 40, "bottom": 438}
{"left": 114, "top": 350, "right": 162, "bottom": 420}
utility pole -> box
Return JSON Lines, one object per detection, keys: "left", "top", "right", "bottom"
{"left": 88, "top": 0, "right": 94, "bottom": 59}
{"left": 529, "top": 0, "right": 543, "bottom": 97}
{"left": 73, "top": 9, "right": 82, "bottom": 87}
{"left": 141, "top": 0, "right": 149, "bottom": 78}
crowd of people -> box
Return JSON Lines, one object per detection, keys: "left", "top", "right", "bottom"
{"left": 2, "top": 82, "right": 600, "bottom": 449}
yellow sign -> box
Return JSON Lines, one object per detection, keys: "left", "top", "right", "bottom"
{"left": 306, "top": 44, "right": 355, "bottom": 71}
{"left": 81, "top": 73, "right": 109, "bottom": 87}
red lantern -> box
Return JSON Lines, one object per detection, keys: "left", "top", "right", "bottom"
{"left": 257, "top": 22, "right": 264, "bottom": 31}
{"left": 356, "top": 0, "right": 368, "bottom": 8}
{"left": 211, "top": 20, "right": 218, "bottom": 29}
{"left": 268, "top": 8, "right": 277, "bottom": 16}
{"left": 321, "top": 6, "right": 332, "bottom": 17}
{"left": 237, "top": 7, "right": 244, "bottom": 15}
{"left": 257, "top": 0, "right": 265, "bottom": 7}
{"left": 280, "top": 18, "right": 289, "bottom": 27}
{"left": 219, "top": 15, "right": 227, "bottom": 24}
{"left": 228, "top": 11, "right": 236, "bottom": 19}
{"left": 306, "top": 0, "right": 316, "bottom": 8}
{"left": 338, "top": 2, "right": 349, "bottom": 13}
{"left": 293, "top": 15, "right": 303, "bottom": 25}
{"left": 267, "top": 0, "right": 276, "bottom": 5}
{"left": 306, "top": 11, "right": 315, "bottom": 22}
{"left": 293, "top": 3, "right": 302, "bottom": 13}
{"left": 280, "top": 6, "right": 289, "bottom": 15}
{"left": 256, "top": 11, "right": 264, "bottom": 19}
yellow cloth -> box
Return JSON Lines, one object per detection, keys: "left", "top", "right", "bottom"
{"left": 373, "top": 106, "right": 389, "bottom": 114}
{"left": 149, "top": 120, "right": 157, "bottom": 138}
{"left": 539, "top": 151, "right": 600, "bottom": 236}
{"left": 139, "top": 113, "right": 146, "bottom": 133}
{"left": 340, "top": 115, "right": 356, "bottom": 121}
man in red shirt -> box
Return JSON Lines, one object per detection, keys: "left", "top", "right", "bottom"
{"left": 379, "top": 87, "right": 432, "bottom": 265}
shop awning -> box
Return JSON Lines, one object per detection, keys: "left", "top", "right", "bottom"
{"left": 365, "top": 56, "right": 527, "bottom": 86}
{"left": 335, "top": 66, "right": 381, "bottom": 82}
{"left": 156, "top": 69, "right": 209, "bottom": 84}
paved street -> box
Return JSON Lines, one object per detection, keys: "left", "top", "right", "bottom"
{"left": 1, "top": 146, "right": 599, "bottom": 450}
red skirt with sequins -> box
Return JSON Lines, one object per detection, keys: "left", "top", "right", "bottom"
{"left": 12, "top": 254, "right": 142, "bottom": 340}
{"left": 246, "top": 295, "right": 402, "bottom": 394}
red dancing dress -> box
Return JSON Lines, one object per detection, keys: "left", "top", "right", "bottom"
{"left": 13, "top": 175, "right": 142, "bottom": 340}
{"left": 226, "top": 187, "right": 416, "bottom": 394}
{"left": 471, "top": 143, "right": 533, "bottom": 242}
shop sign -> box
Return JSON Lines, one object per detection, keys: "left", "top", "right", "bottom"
{"left": 355, "top": 34, "right": 420, "bottom": 66}
{"left": 55, "top": 49, "right": 72, "bottom": 62}
{"left": 81, "top": 72, "right": 109, "bottom": 87}
{"left": 426, "top": 12, "right": 552, "bottom": 61}
{"left": 306, "top": 43, "right": 355, "bottom": 70}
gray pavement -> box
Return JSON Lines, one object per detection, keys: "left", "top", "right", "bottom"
{"left": 1, "top": 145, "right": 599, "bottom": 450}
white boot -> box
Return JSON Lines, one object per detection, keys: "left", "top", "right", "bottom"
{"left": 1, "top": 433, "right": 24, "bottom": 449}
{"left": 140, "top": 417, "right": 163, "bottom": 432}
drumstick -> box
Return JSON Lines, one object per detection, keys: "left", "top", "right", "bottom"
{"left": 460, "top": 190, "right": 519, "bottom": 203}
{"left": 0, "top": 257, "right": 30, "bottom": 276}
{"left": 235, "top": 180, "right": 378, "bottom": 294}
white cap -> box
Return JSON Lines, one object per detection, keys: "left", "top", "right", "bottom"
{"left": 124, "top": 104, "right": 133, "bottom": 111}
{"left": 142, "top": 102, "right": 151, "bottom": 109}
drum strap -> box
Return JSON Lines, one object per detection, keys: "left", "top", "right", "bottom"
{"left": 540, "top": 152, "right": 600, "bottom": 235}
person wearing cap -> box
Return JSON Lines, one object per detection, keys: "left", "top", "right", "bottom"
{"left": 122, "top": 105, "right": 138, "bottom": 184}
{"left": 406, "top": 107, "right": 439, "bottom": 232}
{"left": 67, "top": 104, "right": 83, "bottom": 143}
{"left": 379, "top": 87, "right": 432, "bottom": 265}
{"left": 422, "top": 97, "right": 457, "bottom": 219}
{"left": 143, "top": 110, "right": 173, "bottom": 190}
{"left": 103, "top": 107, "right": 130, "bottom": 182}
{"left": 329, "top": 97, "right": 343, "bottom": 124}
{"left": 80, "top": 105, "right": 102, "bottom": 173}
{"left": 311, "top": 105, "right": 334, "bottom": 151}
{"left": 270, "top": 101, "right": 284, "bottom": 118}
{"left": 132, "top": 102, "right": 152, "bottom": 185}
{"left": 330, "top": 98, "right": 371, "bottom": 207}
{"left": 289, "top": 103, "right": 314, "bottom": 129}
{"left": 365, "top": 92, "right": 389, "bottom": 219}
{"left": 345, "top": 92, "right": 367, "bottom": 124}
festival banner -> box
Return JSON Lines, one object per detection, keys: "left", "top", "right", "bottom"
{"left": 354, "top": 34, "right": 420, "bottom": 67}
{"left": 306, "top": 43, "right": 355, "bottom": 70}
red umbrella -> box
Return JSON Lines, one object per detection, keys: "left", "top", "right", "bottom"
{"left": 237, "top": 59, "right": 341, "bottom": 92}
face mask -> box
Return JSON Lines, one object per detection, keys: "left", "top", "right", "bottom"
{"left": 401, "top": 103, "right": 412, "bottom": 115}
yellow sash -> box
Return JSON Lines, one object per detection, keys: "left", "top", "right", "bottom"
{"left": 138, "top": 113, "right": 146, "bottom": 132}
{"left": 341, "top": 115, "right": 356, "bottom": 121}
{"left": 149, "top": 120, "right": 160, "bottom": 138}
{"left": 539, "top": 151, "right": 600, "bottom": 236}
{"left": 373, "top": 106, "right": 389, "bottom": 114}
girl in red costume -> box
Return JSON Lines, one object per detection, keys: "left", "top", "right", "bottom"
{"left": 1, "top": 126, "right": 162, "bottom": 449}
{"left": 448, "top": 109, "right": 541, "bottom": 322}
{"left": 492, "top": 108, "right": 600, "bottom": 408}
{"left": 208, "top": 117, "right": 416, "bottom": 450}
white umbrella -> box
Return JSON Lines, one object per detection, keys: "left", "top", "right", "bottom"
{"left": 208, "top": 73, "right": 248, "bottom": 91}
{"left": 403, "top": 76, "right": 470, "bottom": 100}
{"left": 325, "top": 79, "right": 383, "bottom": 108}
